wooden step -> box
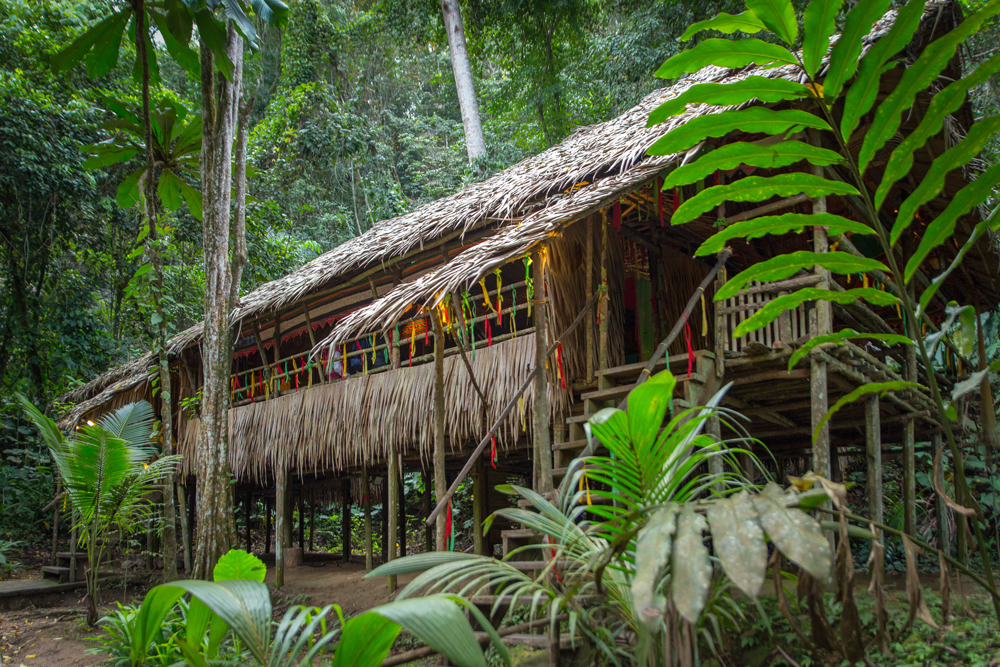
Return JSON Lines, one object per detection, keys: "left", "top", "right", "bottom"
{"left": 41, "top": 566, "right": 71, "bottom": 583}
{"left": 563, "top": 399, "right": 692, "bottom": 424}
{"left": 582, "top": 374, "right": 705, "bottom": 403}
{"left": 595, "top": 352, "right": 715, "bottom": 382}
{"left": 552, "top": 439, "right": 588, "bottom": 452}
{"left": 501, "top": 528, "right": 539, "bottom": 540}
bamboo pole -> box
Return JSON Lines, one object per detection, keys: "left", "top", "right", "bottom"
{"left": 388, "top": 445, "right": 399, "bottom": 594}
{"left": 244, "top": 494, "right": 252, "bottom": 552}
{"left": 532, "top": 248, "right": 553, "bottom": 494}
{"left": 341, "top": 479, "right": 351, "bottom": 562}
{"left": 809, "top": 147, "right": 831, "bottom": 484}
{"left": 432, "top": 313, "right": 447, "bottom": 549}
{"left": 397, "top": 473, "right": 406, "bottom": 558}
{"left": 585, "top": 215, "right": 595, "bottom": 383}
{"left": 473, "top": 462, "right": 484, "bottom": 556}
{"left": 275, "top": 466, "right": 287, "bottom": 587}
{"left": 903, "top": 333, "right": 917, "bottom": 537}
{"left": 363, "top": 469, "right": 373, "bottom": 571}
{"left": 598, "top": 214, "right": 609, "bottom": 372}
{"left": 865, "top": 397, "right": 883, "bottom": 535}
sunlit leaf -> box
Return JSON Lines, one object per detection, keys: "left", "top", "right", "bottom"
{"left": 716, "top": 251, "right": 886, "bottom": 300}
{"left": 665, "top": 141, "right": 843, "bottom": 189}
{"left": 157, "top": 170, "right": 184, "bottom": 211}
{"left": 213, "top": 549, "right": 266, "bottom": 582}
{"left": 650, "top": 108, "right": 829, "bottom": 157}
{"left": 953, "top": 369, "right": 989, "bottom": 402}
{"left": 860, "top": 0, "right": 1000, "bottom": 172}
{"left": 369, "top": 597, "right": 489, "bottom": 667}
{"left": 732, "top": 287, "right": 899, "bottom": 338}
{"left": 824, "top": 0, "right": 891, "bottom": 101}
{"left": 813, "top": 381, "right": 921, "bottom": 442}
{"left": 788, "top": 329, "right": 911, "bottom": 370}
{"left": 671, "top": 506, "right": 711, "bottom": 624}
{"left": 753, "top": 483, "right": 831, "bottom": 580}
{"left": 890, "top": 116, "right": 1000, "bottom": 247}
{"left": 697, "top": 213, "right": 873, "bottom": 256}
{"left": 746, "top": 0, "right": 797, "bottom": 45}
{"left": 674, "top": 173, "right": 854, "bottom": 225}
{"left": 648, "top": 77, "right": 811, "bottom": 126}
{"left": 627, "top": 370, "right": 677, "bottom": 454}
{"left": 655, "top": 38, "right": 797, "bottom": 80}
{"left": 905, "top": 163, "right": 1000, "bottom": 282}
{"left": 678, "top": 11, "right": 765, "bottom": 42}
{"left": 801, "top": 0, "right": 841, "bottom": 76}
{"left": 332, "top": 611, "right": 400, "bottom": 667}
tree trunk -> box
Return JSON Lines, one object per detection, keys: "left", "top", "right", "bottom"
{"left": 135, "top": 0, "right": 177, "bottom": 582}
{"left": 192, "top": 25, "right": 244, "bottom": 580}
{"left": 439, "top": 0, "right": 487, "bottom": 162}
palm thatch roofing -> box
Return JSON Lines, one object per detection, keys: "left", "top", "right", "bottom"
{"left": 60, "top": 0, "right": 992, "bottom": 431}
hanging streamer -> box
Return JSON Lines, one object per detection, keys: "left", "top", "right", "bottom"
{"left": 444, "top": 498, "right": 455, "bottom": 551}
{"left": 579, "top": 471, "right": 592, "bottom": 505}
{"left": 491, "top": 435, "right": 498, "bottom": 469}
{"left": 523, "top": 257, "right": 534, "bottom": 318}
{"left": 673, "top": 187, "right": 680, "bottom": 213}
{"left": 511, "top": 287, "right": 518, "bottom": 337}
{"left": 371, "top": 334, "right": 377, "bottom": 364}
{"left": 700, "top": 292, "right": 709, "bottom": 338}
{"left": 409, "top": 325, "right": 416, "bottom": 367}
{"left": 556, "top": 343, "right": 567, "bottom": 390}
{"left": 424, "top": 317, "right": 430, "bottom": 345}
{"left": 494, "top": 268, "right": 503, "bottom": 325}
{"left": 485, "top": 316, "right": 492, "bottom": 347}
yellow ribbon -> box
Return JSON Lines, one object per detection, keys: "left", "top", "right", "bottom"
{"left": 700, "top": 292, "right": 708, "bottom": 338}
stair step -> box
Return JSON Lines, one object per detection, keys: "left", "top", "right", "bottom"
{"left": 582, "top": 374, "right": 705, "bottom": 403}
{"left": 41, "top": 566, "right": 70, "bottom": 583}
{"left": 595, "top": 352, "right": 715, "bottom": 382}
{"left": 566, "top": 398, "right": 692, "bottom": 423}
{"left": 501, "top": 528, "right": 539, "bottom": 540}
{"left": 552, "top": 439, "right": 588, "bottom": 452}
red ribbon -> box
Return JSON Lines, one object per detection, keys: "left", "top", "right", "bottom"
{"left": 486, "top": 317, "right": 492, "bottom": 347}
{"left": 424, "top": 317, "right": 430, "bottom": 345}
{"left": 683, "top": 316, "right": 694, "bottom": 379}
{"left": 491, "top": 435, "right": 497, "bottom": 469}
{"left": 556, "top": 343, "right": 567, "bottom": 390}
{"left": 444, "top": 498, "right": 454, "bottom": 551}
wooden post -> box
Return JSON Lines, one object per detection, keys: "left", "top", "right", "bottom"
{"left": 309, "top": 500, "right": 315, "bottom": 553}
{"left": 865, "top": 397, "right": 883, "bottom": 533}
{"left": 532, "top": 248, "right": 553, "bottom": 494}
{"left": 388, "top": 446, "right": 399, "bottom": 593}
{"left": 297, "top": 493, "right": 305, "bottom": 550}
{"left": 473, "top": 460, "right": 484, "bottom": 556}
{"left": 178, "top": 481, "right": 191, "bottom": 571}
{"left": 362, "top": 468, "right": 373, "bottom": 571}
{"left": 598, "top": 215, "right": 609, "bottom": 373}
{"left": 69, "top": 514, "right": 78, "bottom": 584}
{"left": 381, "top": 476, "right": 389, "bottom": 562}
{"left": 398, "top": 472, "right": 407, "bottom": 558}
{"left": 50, "top": 482, "right": 60, "bottom": 566}
{"left": 809, "top": 148, "right": 831, "bottom": 482}
{"left": 432, "top": 314, "right": 447, "bottom": 550}
{"left": 903, "top": 343, "right": 917, "bottom": 537}
{"left": 244, "top": 494, "right": 252, "bottom": 552}
{"left": 422, "top": 470, "right": 432, "bottom": 553}
{"left": 264, "top": 497, "right": 272, "bottom": 554}
{"left": 585, "top": 215, "right": 595, "bottom": 383}
{"left": 275, "top": 466, "right": 288, "bottom": 588}
{"left": 341, "top": 479, "right": 352, "bottom": 563}
{"left": 933, "top": 433, "right": 950, "bottom": 556}
{"left": 707, "top": 415, "right": 724, "bottom": 490}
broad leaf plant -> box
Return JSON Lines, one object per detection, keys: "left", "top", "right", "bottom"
{"left": 646, "top": 0, "right": 1000, "bottom": 618}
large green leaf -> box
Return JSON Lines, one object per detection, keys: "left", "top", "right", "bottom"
{"left": 678, "top": 11, "right": 765, "bottom": 42}
{"left": 648, "top": 77, "right": 811, "bottom": 126}
{"left": 905, "top": 163, "right": 1000, "bottom": 282}
{"left": 655, "top": 38, "right": 797, "bottom": 80}
{"left": 664, "top": 141, "right": 843, "bottom": 190}
{"left": 788, "top": 329, "right": 911, "bottom": 370}
{"left": 81, "top": 145, "right": 142, "bottom": 169}
{"left": 732, "top": 287, "right": 899, "bottom": 338}
{"left": 672, "top": 173, "right": 856, "bottom": 226}
{"left": 918, "top": 212, "right": 997, "bottom": 315}
{"left": 332, "top": 612, "right": 401, "bottom": 667}
{"left": 132, "top": 585, "right": 188, "bottom": 665}
{"left": 157, "top": 170, "right": 184, "bottom": 212}
{"left": 85, "top": 10, "right": 129, "bottom": 79}
{"left": 369, "top": 596, "right": 491, "bottom": 667}
{"left": 632, "top": 505, "right": 679, "bottom": 631}
{"left": 369, "top": 551, "right": 482, "bottom": 578}
{"left": 841, "top": 0, "right": 927, "bottom": 138}
{"left": 252, "top": 0, "right": 291, "bottom": 28}
{"left": 813, "top": 381, "right": 921, "bottom": 442}
{"left": 706, "top": 490, "right": 767, "bottom": 598}
{"left": 152, "top": 11, "right": 199, "bottom": 76}
{"left": 746, "top": 0, "right": 797, "bottom": 45}
{"left": 213, "top": 548, "right": 266, "bottom": 582}
{"left": 671, "top": 507, "right": 711, "bottom": 624}
{"left": 801, "top": 0, "right": 842, "bottom": 77}
{"left": 697, "top": 213, "right": 874, "bottom": 256}
{"left": 650, "top": 108, "right": 829, "bottom": 157}
{"left": 860, "top": 0, "right": 1000, "bottom": 172}
{"left": 890, "top": 115, "right": 1000, "bottom": 247}
{"left": 97, "top": 400, "right": 155, "bottom": 446}
{"left": 51, "top": 13, "right": 125, "bottom": 72}
{"left": 627, "top": 369, "right": 677, "bottom": 454}
{"left": 192, "top": 9, "right": 234, "bottom": 81}
{"left": 116, "top": 168, "right": 145, "bottom": 208}
{"left": 823, "top": 0, "right": 891, "bottom": 101}
{"left": 877, "top": 51, "right": 1000, "bottom": 211}
{"left": 176, "top": 177, "right": 203, "bottom": 221}
{"left": 752, "top": 483, "right": 831, "bottom": 580}
{"left": 717, "top": 251, "right": 886, "bottom": 300}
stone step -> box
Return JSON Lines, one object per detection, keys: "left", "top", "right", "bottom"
{"left": 41, "top": 566, "right": 71, "bottom": 584}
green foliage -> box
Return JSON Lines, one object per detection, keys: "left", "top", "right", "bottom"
{"left": 213, "top": 548, "right": 267, "bottom": 582}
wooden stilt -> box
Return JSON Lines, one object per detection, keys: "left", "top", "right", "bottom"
{"left": 809, "top": 150, "right": 831, "bottom": 483}
{"left": 178, "top": 482, "right": 191, "bottom": 572}
{"left": 309, "top": 500, "right": 315, "bottom": 553}
{"left": 244, "top": 494, "right": 252, "bottom": 553}
{"left": 585, "top": 215, "right": 595, "bottom": 384}
{"left": 297, "top": 493, "right": 305, "bottom": 550}
{"left": 381, "top": 475, "right": 389, "bottom": 563}
{"left": 275, "top": 466, "right": 288, "bottom": 588}
{"left": 598, "top": 215, "right": 609, "bottom": 373}
{"left": 933, "top": 433, "right": 950, "bottom": 556}
{"left": 865, "top": 397, "right": 883, "bottom": 532}
{"left": 398, "top": 473, "right": 406, "bottom": 558}
{"left": 707, "top": 416, "right": 724, "bottom": 490}
{"left": 903, "top": 342, "right": 916, "bottom": 537}
{"left": 389, "top": 444, "right": 399, "bottom": 593}
{"left": 976, "top": 304, "right": 999, "bottom": 464}
{"left": 283, "top": 485, "right": 293, "bottom": 550}
{"left": 473, "top": 461, "right": 484, "bottom": 556}
{"left": 341, "top": 479, "right": 351, "bottom": 563}
{"left": 422, "top": 470, "right": 432, "bottom": 553}
{"left": 532, "top": 248, "right": 553, "bottom": 494}
{"left": 363, "top": 468, "right": 373, "bottom": 571}
{"left": 264, "top": 497, "right": 272, "bottom": 555}
{"left": 432, "top": 314, "right": 447, "bottom": 550}
{"left": 51, "top": 482, "right": 60, "bottom": 566}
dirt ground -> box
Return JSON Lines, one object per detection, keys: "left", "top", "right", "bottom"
{"left": 0, "top": 556, "right": 417, "bottom": 666}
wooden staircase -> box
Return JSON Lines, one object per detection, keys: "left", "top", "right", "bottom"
{"left": 41, "top": 550, "right": 110, "bottom": 584}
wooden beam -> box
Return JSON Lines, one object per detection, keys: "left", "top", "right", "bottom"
{"left": 533, "top": 248, "right": 553, "bottom": 494}
{"left": 809, "top": 136, "right": 831, "bottom": 485}
{"left": 724, "top": 193, "right": 810, "bottom": 224}
{"left": 473, "top": 461, "right": 484, "bottom": 556}
{"left": 598, "top": 213, "right": 609, "bottom": 372}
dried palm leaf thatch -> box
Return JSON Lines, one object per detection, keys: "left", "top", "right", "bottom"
{"left": 177, "top": 335, "right": 537, "bottom": 480}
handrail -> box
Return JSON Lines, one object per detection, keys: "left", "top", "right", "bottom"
{"left": 425, "top": 288, "right": 602, "bottom": 526}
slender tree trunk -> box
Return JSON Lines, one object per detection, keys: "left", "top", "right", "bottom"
{"left": 192, "top": 25, "right": 244, "bottom": 580}
{"left": 134, "top": 0, "right": 178, "bottom": 583}
{"left": 439, "top": 0, "right": 487, "bottom": 162}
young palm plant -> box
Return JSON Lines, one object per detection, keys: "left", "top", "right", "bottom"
{"left": 19, "top": 397, "right": 180, "bottom": 625}
{"left": 372, "top": 371, "right": 836, "bottom": 666}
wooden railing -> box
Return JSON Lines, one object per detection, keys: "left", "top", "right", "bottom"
{"left": 715, "top": 272, "right": 824, "bottom": 354}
